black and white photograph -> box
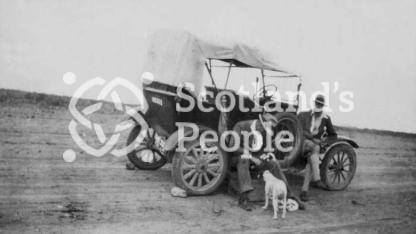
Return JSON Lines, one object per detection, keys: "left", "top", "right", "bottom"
{"left": 1, "top": 0, "right": 415, "bottom": 233}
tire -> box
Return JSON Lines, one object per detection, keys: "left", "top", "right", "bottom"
{"left": 320, "top": 143, "right": 357, "bottom": 191}
{"left": 274, "top": 112, "right": 303, "bottom": 167}
{"left": 126, "top": 125, "right": 167, "bottom": 170}
{"left": 172, "top": 137, "right": 228, "bottom": 195}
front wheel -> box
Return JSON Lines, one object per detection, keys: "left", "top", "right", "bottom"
{"left": 320, "top": 143, "right": 357, "bottom": 190}
{"left": 172, "top": 138, "right": 228, "bottom": 195}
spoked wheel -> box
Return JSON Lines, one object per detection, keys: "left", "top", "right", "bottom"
{"left": 126, "top": 126, "right": 167, "bottom": 170}
{"left": 172, "top": 138, "right": 228, "bottom": 195}
{"left": 320, "top": 144, "right": 357, "bottom": 190}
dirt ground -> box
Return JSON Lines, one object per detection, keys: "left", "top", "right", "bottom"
{"left": 1, "top": 90, "right": 416, "bottom": 233}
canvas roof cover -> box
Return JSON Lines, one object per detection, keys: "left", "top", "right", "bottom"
{"left": 143, "top": 29, "right": 290, "bottom": 93}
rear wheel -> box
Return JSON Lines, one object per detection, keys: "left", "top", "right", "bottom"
{"left": 320, "top": 144, "right": 357, "bottom": 190}
{"left": 172, "top": 137, "right": 228, "bottom": 195}
{"left": 126, "top": 126, "right": 167, "bottom": 170}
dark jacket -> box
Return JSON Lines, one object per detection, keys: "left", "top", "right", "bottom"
{"left": 298, "top": 111, "right": 337, "bottom": 141}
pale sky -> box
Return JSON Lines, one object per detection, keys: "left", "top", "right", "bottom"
{"left": 1, "top": 0, "right": 416, "bottom": 133}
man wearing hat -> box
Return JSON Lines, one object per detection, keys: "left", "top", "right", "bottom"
{"left": 229, "top": 112, "right": 303, "bottom": 211}
{"left": 298, "top": 94, "right": 337, "bottom": 201}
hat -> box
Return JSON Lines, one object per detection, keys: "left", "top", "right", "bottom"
{"left": 262, "top": 113, "right": 278, "bottom": 124}
{"left": 314, "top": 95, "right": 326, "bottom": 106}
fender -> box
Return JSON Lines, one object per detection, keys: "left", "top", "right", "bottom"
{"left": 324, "top": 135, "right": 359, "bottom": 153}
{"left": 163, "top": 124, "right": 214, "bottom": 151}
{"left": 120, "top": 108, "right": 148, "bottom": 125}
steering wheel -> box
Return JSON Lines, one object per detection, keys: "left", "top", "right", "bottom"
{"left": 254, "top": 84, "right": 278, "bottom": 100}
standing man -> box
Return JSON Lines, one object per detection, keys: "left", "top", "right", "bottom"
{"left": 298, "top": 95, "right": 337, "bottom": 201}
{"left": 230, "top": 113, "right": 304, "bottom": 211}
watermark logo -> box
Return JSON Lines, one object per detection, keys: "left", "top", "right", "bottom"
{"left": 62, "top": 72, "right": 148, "bottom": 162}
{"left": 61, "top": 70, "right": 355, "bottom": 164}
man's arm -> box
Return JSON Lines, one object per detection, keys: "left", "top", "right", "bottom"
{"left": 326, "top": 116, "right": 337, "bottom": 137}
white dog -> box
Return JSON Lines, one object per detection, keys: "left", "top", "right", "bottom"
{"left": 262, "top": 170, "right": 287, "bottom": 219}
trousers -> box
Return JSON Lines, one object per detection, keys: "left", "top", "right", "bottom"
{"left": 301, "top": 139, "right": 321, "bottom": 191}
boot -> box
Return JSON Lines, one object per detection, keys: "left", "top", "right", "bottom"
{"left": 311, "top": 180, "right": 327, "bottom": 190}
{"left": 238, "top": 192, "right": 254, "bottom": 211}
